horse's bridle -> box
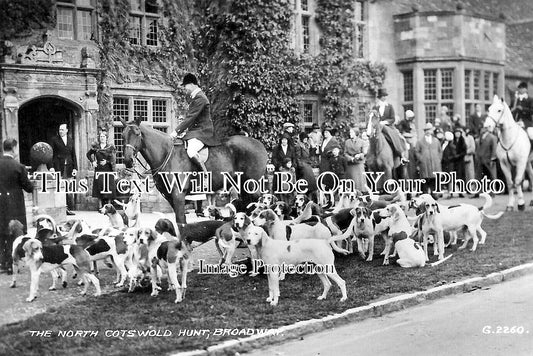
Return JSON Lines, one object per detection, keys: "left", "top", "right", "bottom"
{"left": 123, "top": 124, "right": 174, "bottom": 177}
{"left": 486, "top": 106, "right": 518, "bottom": 154}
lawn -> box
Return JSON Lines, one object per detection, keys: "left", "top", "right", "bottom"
{"left": 0, "top": 211, "right": 532, "bottom": 356}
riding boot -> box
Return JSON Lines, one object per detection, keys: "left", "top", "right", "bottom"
{"left": 191, "top": 154, "right": 208, "bottom": 174}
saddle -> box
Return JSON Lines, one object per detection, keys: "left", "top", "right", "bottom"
{"left": 174, "top": 138, "right": 214, "bottom": 164}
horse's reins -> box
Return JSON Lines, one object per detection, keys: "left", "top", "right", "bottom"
{"left": 125, "top": 129, "right": 175, "bottom": 178}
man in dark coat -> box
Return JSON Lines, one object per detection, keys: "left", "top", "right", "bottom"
{"left": 468, "top": 104, "right": 486, "bottom": 138}
{"left": 170, "top": 73, "right": 219, "bottom": 173}
{"left": 0, "top": 138, "right": 33, "bottom": 273}
{"left": 512, "top": 81, "right": 533, "bottom": 128}
{"left": 50, "top": 123, "right": 77, "bottom": 215}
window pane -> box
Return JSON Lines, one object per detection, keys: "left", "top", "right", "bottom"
{"left": 77, "top": 10, "right": 92, "bottom": 40}
{"left": 129, "top": 16, "right": 141, "bottom": 45}
{"left": 355, "top": 23, "right": 365, "bottom": 58}
{"left": 403, "top": 71, "right": 413, "bottom": 102}
{"left": 424, "top": 69, "right": 437, "bottom": 101}
{"left": 493, "top": 72, "right": 499, "bottom": 96}
{"left": 425, "top": 104, "right": 437, "bottom": 124}
{"left": 464, "top": 70, "right": 471, "bottom": 100}
{"left": 145, "top": 0, "right": 159, "bottom": 13}
{"left": 303, "top": 102, "right": 314, "bottom": 123}
{"left": 441, "top": 69, "right": 454, "bottom": 100}
{"left": 355, "top": 1, "right": 364, "bottom": 22}
{"left": 113, "top": 97, "right": 129, "bottom": 121}
{"left": 302, "top": 16, "right": 310, "bottom": 53}
{"left": 153, "top": 100, "right": 167, "bottom": 123}
{"left": 484, "top": 72, "right": 491, "bottom": 101}
{"left": 146, "top": 19, "right": 158, "bottom": 46}
{"left": 473, "top": 70, "right": 481, "bottom": 100}
{"left": 113, "top": 128, "right": 124, "bottom": 165}
{"left": 57, "top": 8, "right": 74, "bottom": 39}
{"left": 301, "top": 0, "right": 308, "bottom": 11}
{"left": 134, "top": 99, "right": 148, "bottom": 121}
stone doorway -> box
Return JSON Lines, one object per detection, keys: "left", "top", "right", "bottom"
{"left": 18, "top": 96, "right": 80, "bottom": 168}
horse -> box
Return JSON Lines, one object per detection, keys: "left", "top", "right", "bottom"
{"left": 365, "top": 110, "right": 395, "bottom": 189}
{"left": 119, "top": 117, "right": 268, "bottom": 223}
{"left": 486, "top": 95, "right": 532, "bottom": 211}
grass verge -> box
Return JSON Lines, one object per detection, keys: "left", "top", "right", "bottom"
{"left": 0, "top": 211, "right": 532, "bottom": 356}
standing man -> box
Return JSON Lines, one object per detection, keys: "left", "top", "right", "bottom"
{"left": 397, "top": 110, "right": 418, "bottom": 179}
{"left": 512, "top": 82, "right": 533, "bottom": 128}
{"left": 170, "top": 73, "right": 218, "bottom": 173}
{"left": 468, "top": 104, "right": 486, "bottom": 138}
{"left": 0, "top": 138, "right": 33, "bottom": 274}
{"left": 50, "top": 123, "right": 77, "bottom": 215}
{"left": 415, "top": 123, "right": 442, "bottom": 195}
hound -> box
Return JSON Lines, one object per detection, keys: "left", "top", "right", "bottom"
{"left": 336, "top": 207, "right": 374, "bottom": 259}
{"left": 418, "top": 201, "right": 446, "bottom": 261}
{"left": 137, "top": 227, "right": 190, "bottom": 303}
{"left": 100, "top": 203, "right": 127, "bottom": 228}
{"left": 272, "top": 201, "right": 294, "bottom": 220}
{"left": 22, "top": 238, "right": 101, "bottom": 302}
{"left": 412, "top": 193, "right": 503, "bottom": 251}
{"left": 378, "top": 204, "right": 413, "bottom": 265}
{"left": 114, "top": 192, "right": 141, "bottom": 227}
{"left": 259, "top": 193, "right": 277, "bottom": 207}
{"left": 214, "top": 212, "right": 254, "bottom": 268}
{"left": 246, "top": 225, "right": 347, "bottom": 306}
{"left": 391, "top": 231, "right": 426, "bottom": 268}
{"left": 253, "top": 209, "right": 349, "bottom": 254}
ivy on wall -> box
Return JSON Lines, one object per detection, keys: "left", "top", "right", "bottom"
{"left": 0, "top": 0, "right": 55, "bottom": 41}
{"left": 196, "top": 0, "right": 386, "bottom": 149}
{"left": 1, "top": 0, "right": 386, "bottom": 150}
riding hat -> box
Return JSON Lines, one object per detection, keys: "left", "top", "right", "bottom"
{"left": 518, "top": 81, "right": 528, "bottom": 89}
{"left": 182, "top": 73, "right": 198, "bottom": 86}
{"left": 311, "top": 123, "right": 320, "bottom": 130}
{"left": 283, "top": 122, "right": 295, "bottom": 129}
{"left": 405, "top": 110, "right": 415, "bottom": 119}
{"left": 377, "top": 88, "right": 388, "bottom": 98}
{"left": 423, "top": 123, "right": 434, "bottom": 131}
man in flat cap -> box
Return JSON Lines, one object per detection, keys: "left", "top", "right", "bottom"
{"left": 170, "top": 73, "right": 219, "bottom": 173}
{"left": 512, "top": 81, "right": 533, "bottom": 128}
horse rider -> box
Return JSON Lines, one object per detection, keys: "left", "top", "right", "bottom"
{"left": 170, "top": 73, "right": 219, "bottom": 173}
{"left": 372, "top": 88, "right": 408, "bottom": 164}
{"left": 512, "top": 82, "right": 533, "bottom": 128}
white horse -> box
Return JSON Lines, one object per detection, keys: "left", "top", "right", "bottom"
{"left": 486, "top": 95, "right": 532, "bottom": 211}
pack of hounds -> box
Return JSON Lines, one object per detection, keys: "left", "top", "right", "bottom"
{"left": 8, "top": 189, "right": 503, "bottom": 306}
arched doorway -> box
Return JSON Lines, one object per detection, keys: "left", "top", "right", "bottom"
{"left": 18, "top": 96, "right": 81, "bottom": 167}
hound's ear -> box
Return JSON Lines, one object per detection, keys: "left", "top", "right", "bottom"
{"left": 365, "top": 208, "right": 372, "bottom": 218}
{"left": 108, "top": 205, "right": 116, "bottom": 214}
{"left": 436, "top": 204, "right": 440, "bottom": 213}
{"left": 350, "top": 208, "right": 356, "bottom": 216}
{"left": 258, "top": 196, "right": 264, "bottom": 203}
{"left": 150, "top": 229, "right": 158, "bottom": 241}
{"left": 134, "top": 116, "right": 142, "bottom": 126}
{"left": 272, "top": 195, "right": 278, "bottom": 203}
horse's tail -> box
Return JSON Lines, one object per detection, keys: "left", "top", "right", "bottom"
{"left": 478, "top": 193, "right": 504, "bottom": 219}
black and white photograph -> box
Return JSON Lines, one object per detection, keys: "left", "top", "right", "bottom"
{"left": 0, "top": 0, "right": 532, "bottom": 355}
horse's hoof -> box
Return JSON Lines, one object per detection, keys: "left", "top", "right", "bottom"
{"left": 518, "top": 204, "right": 525, "bottom": 211}
{"left": 505, "top": 206, "right": 514, "bottom": 212}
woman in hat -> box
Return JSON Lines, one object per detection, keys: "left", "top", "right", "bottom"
{"left": 344, "top": 126, "right": 367, "bottom": 191}
{"left": 294, "top": 132, "right": 318, "bottom": 196}
{"left": 87, "top": 130, "right": 117, "bottom": 208}
{"left": 415, "top": 123, "right": 442, "bottom": 194}
{"left": 308, "top": 123, "right": 322, "bottom": 167}
{"left": 453, "top": 126, "right": 467, "bottom": 183}
{"left": 441, "top": 131, "right": 457, "bottom": 198}
{"left": 372, "top": 88, "right": 407, "bottom": 162}
{"left": 319, "top": 125, "right": 340, "bottom": 174}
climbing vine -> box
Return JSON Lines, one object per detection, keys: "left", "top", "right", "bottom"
{"left": 196, "top": 0, "right": 386, "bottom": 149}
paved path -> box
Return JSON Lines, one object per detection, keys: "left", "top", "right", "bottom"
{"left": 246, "top": 273, "right": 533, "bottom": 356}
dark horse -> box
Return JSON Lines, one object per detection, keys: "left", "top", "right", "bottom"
{"left": 120, "top": 117, "right": 268, "bottom": 223}
{"left": 365, "top": 110, "right": 396, "bottom": 190}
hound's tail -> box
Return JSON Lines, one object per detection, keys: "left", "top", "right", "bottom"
{"left": 429, "top": 254, "right": 453, "bottom": 267}
{"left": 478, "top": 193, "right": 504, "bottom": 219}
